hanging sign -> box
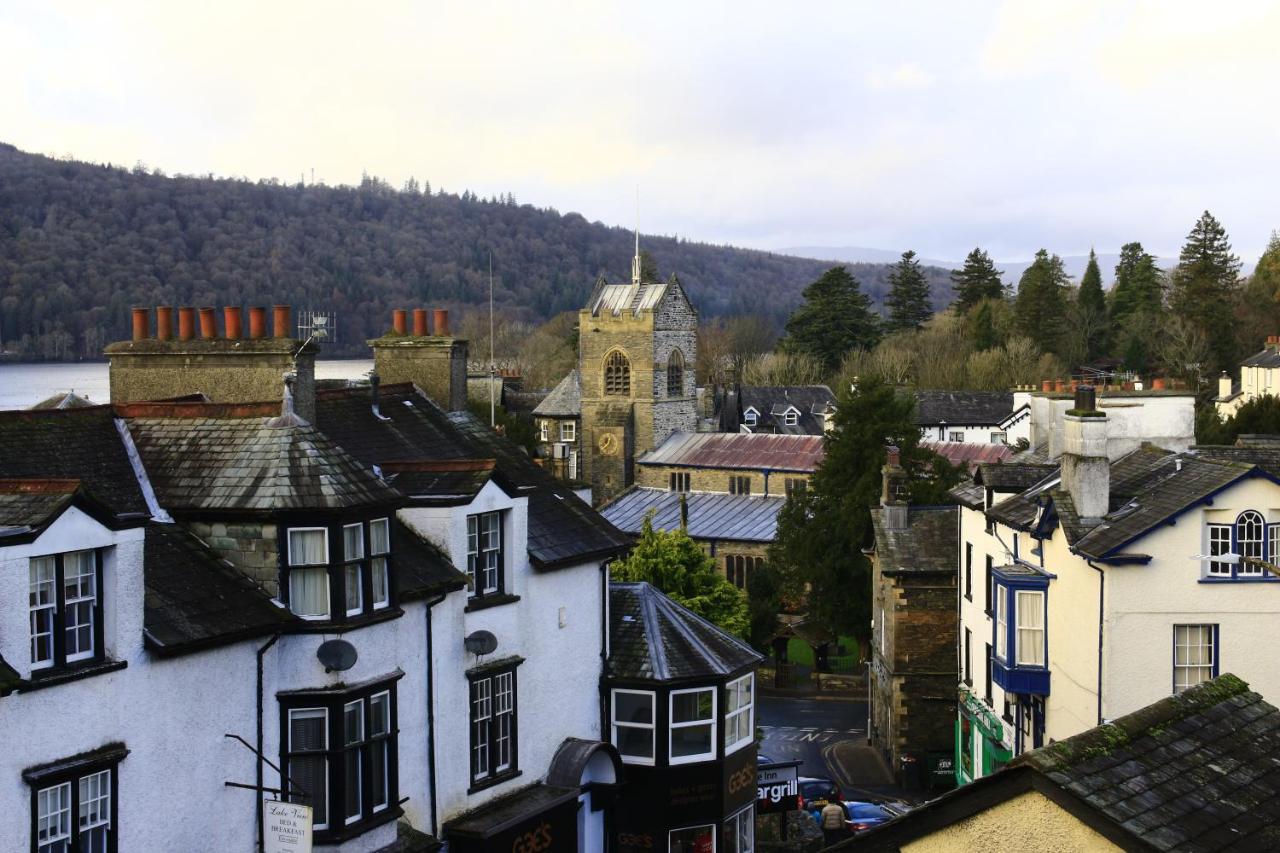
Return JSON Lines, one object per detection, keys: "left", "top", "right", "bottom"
{"left": 756, "top": 761, "right": 802, "bottom": 814}
{"left": 263, "top": 800, "right": 313, "bottom": 853}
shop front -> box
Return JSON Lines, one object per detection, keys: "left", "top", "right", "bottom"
{"left": 955, "top": 692, "right": 1011, "bottom": 786}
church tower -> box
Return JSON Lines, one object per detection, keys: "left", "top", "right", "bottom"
{"left": 578, "top": 246, "right": 698, "bottom": 505}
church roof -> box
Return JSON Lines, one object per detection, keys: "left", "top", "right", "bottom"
{"left": 590, "top": 282, "right": 669, "bottom": 317}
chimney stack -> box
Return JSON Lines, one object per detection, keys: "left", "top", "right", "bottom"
{"left": 199, "top": 307, "right": 217, "bottom": 340}
{"left": 369, "top": 307, "right": 468, "bottom": 411}
{"left": 1062, "top": 385, "right": 1109, "bottom": 521}
{"left": 881, "top": 445, "right": 908, "bottom": 531}
{"left": 224, "top": 306, "right": 243, "bottom": 340}
{"left": 413, "top": 308, "right": 429, "bottom": 336}
{"left": 131, "top": 307, "right": 150, "bottom": 341}
{"left": 178, "top": 307, "right": 196, "bottom": 341}
{"left": 248, "top": 307, "right": 267, "bottom": 340}
{"left": 1219, "top": 371, "right": 1233, "bottom": 399}
{"left": 156, "top": 306, "right": 173, "bottom": 341}
{"left": 273, "top": 305, "right": 290, "bottom": 338}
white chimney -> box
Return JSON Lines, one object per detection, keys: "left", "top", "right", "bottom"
{"left": 1219, "top": 372, "right": 1233, "bottom": 399}
{"left": 1061, "top": 386, "right": 1109, "bottom": 521}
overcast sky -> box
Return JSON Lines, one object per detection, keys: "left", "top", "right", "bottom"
{"left": 4, "top": 1, "right": 1278, "bottom": 263}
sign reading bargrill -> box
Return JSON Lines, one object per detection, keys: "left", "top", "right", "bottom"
{"left": 756, "top": 761, "right": 801, "bottom": 813}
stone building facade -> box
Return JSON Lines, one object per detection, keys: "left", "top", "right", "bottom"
{"left": 578, "top": 268, "right": 698, "bottom": 505}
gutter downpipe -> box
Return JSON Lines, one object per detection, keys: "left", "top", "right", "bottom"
{"left": 256, "top": 632, "right": 282, "bottom": 853}
{"left": 424, "top": 592, "right": 447, "bottom": 839}
{"left": 599, "top": 559, "right": 610, "bottom": 739}
{"left": 1083, "top": 556, "right": 1106, "bottom": 726}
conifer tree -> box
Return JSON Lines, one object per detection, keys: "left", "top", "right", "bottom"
{"left": 1237, "top": 231, "right": 1280, "bottom": 353}
{"left": 1170, "top": 211, "right": 1242, "bottom": 372}
{"left": 1013, "top": 249, "right": 1068, "bottom": 355}
{"left": 1074, "top": 249, "right": 1108, "bottom": 361}
{"left": 885, "top": 250, "right": 933, "bottom": 333}
{"left": 783, "top": 266, "right": 881, "bottom": 373}
{"left": 1109, "top": 242, "right": 1165, "bottom": 329}
{"left": 950, "top": 248, "right": 1005, "bottom": 314}
{"left": 1078, "top": 249, "right": 1105, "bottom": 315}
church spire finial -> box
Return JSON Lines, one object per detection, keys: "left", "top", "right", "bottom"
{"left": 631, "top": 186, "right": 641, "bottom": 285}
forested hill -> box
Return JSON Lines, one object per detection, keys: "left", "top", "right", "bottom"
{"left": 0, "top": 143, "right": 953, "bottom": 358}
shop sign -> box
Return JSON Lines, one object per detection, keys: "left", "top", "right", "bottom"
{"left": 263, "top": 800, "right": 312, "bottom": 853}
{"left": 756, "top": 761, "right": 800, "bottom": 814}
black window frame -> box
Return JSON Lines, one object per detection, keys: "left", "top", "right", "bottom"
{"left": 468, "top": 662, "right": 521, "bottom": 792}
{"left": 725, "top": 554, "right": 762, "bottom": 590}
{"left": 667, "top": 350, "right": 685, "bottom": 398}
{"left": 28, "top": 548, "right": 106, "bottom": 674}
{"left": 466, "top": 510, "right": 505, "bottom": 599}
{"left": 669, "top": 472, "right": 691, "bottom": 493}
{"left": 279, "top": 677, "right": 401, "bottom": 844}
{"left": 281, "top": 517, "right": 396, "bottom": 625}
{"left": 963, "top": 628, "right": 972, "bottom": 687}
{"left": 984, "top": 555, "right": 993, "bottom": 616}
{"left": 27, "top": 747, "right": 125, "bottom": 853}
{"left": 984, "top": 643, "right": 993, "bottom": 706}
{"left": 964, "top": 542, "right": 973, "bottom": 601}
{"left": 729, "top": 475, "right": 751, "bottom": 496}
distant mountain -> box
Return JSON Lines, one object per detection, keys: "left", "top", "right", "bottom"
{"left": 777, "top": 246, "right": 1228, "bottom": 286}
{"left": 0, "top": 143, "right": 951, "bottom": 360}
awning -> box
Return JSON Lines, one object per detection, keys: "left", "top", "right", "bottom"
{"left": 444, "top": 784, "right": 580, "bottom": 853}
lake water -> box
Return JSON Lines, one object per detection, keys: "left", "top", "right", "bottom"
{"left": 0, "top": 359, "right": 376, "bottom": 409}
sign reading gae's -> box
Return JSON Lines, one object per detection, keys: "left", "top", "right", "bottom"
{"left": 263, "top": 800, "right": 313, "bottom": 853}
{"left": 756, "top": 762, "right": 800, "bottom": 814}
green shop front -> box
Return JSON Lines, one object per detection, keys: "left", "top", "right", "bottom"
{"left": 955, "top": 691, "right": 1011, "bottom": 786}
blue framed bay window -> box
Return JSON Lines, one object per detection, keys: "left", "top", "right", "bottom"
{"left": 1205, "top": 510, "right": 1280, "bottom": 581}
{"left": 990, "top": 568, "right": 1050, "bottom": 696}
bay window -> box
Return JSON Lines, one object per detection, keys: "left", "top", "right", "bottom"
{"left": 29, "top": 549, "right": 103, "bottom": 672}
{"left": 669, "top": 687, "right": 716, "bottom": 764}
{"left": 611, "top": 689, "right": 656, "bottom": 765}
{"left": 287, "top": 528, "right": 330, "bottom": 619}
{"left": 284, "top": 518, "right": 394, "bottom": 621}
{"left": 26, "top": 747, "right": 124, "bottom": 853}
{"left": 670, "top": 824, "right": 715, "bottom": 853}
{"left": 343, "top": 525, "right": 365, "bottom": 617}
{"left": 370, "top": 519, "right": 390, "bottom": 609}
{"left": 722, "top": 805, "right": 754, "bottom": 853}
{"left": 1015, "top": 590, "right": 1045, "bottom": 666}
{"left": 995, "top": 590, "right": 1007, "bottom": 661}
{"left": 281, "top": 680, "right": 399, "bottom": 841}
{"left": 724, "top": 674, "right": 754, "bottom": 754}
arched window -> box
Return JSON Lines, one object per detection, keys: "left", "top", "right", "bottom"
{"left": 604, "top": 351, "right": 630, "bottom": 396}
{"left": 1237, "top": 510, "right": 1266, "bottom": 575}
{"left": 667, "top": 349, "right": 684, "bottom": 398}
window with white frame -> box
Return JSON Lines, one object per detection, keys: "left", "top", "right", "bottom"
{"left": 343, "top": 524, "right": 365, "bottom": 617}
{"left": 370, "top": 518, "right": 390, "bottom": 609}
{"left": 783, "top": 408, "right": 799, "bottom": 427}
{"left": 743, "top": 409, "right": 758, "bottom": 427}
{"left": 32, "top": 763, "right": 117, "bottom": 853}
{"left": 539, "top": 421, "right": 549, "bottom": 442}
{"left": 470, "top": 665, "right": 518, "bottom": 786}
{"left": 1174, "top": 624, "right": 1217, "bottom": 693}
{"left": 670, "top": 824, "right": 715, "bottom": 853}
{"left": 722, "top": 805, "right": 754, "bottom": 853}
{"left": 560, "top": 421, "right": 576, "bottom": 442}
{"left": 1015, "top": 590, "right": 1045, "bottom": 666}
{"left": 466, "top": 511, "right": 503, "bottom": 596}
{"left": 949, "top": 431, "right": 964, "bottom": 443}
{"left": 670, "top": 687, "right": 716, "bottom": 764}
{"left": 1237, "top": 510, "right": 1265, "bottom": 576}
{"left": 29, "top": 549, "right": 102, "bottom": 671}
{"left": 1207, "top": 523, "right": 1232, "bottom": 577}
{"left": 724, "top": 674, "right": 754, "bottom": 754}
{"left": 281, "top": 681, "right": 398, "bottom": 840}
{"left": 288, "top": 528, "right": 330, "bottom": 619}
{"left": 611, "top": 689, "right": 656, "bottom": 764}
{"left": 995, "top": 587, "right": 1008, "bottom": 661}
{"left": 990, "top": 431, "right": 1007, "bottom": 444}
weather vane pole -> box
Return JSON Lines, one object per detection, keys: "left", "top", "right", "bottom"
{"left": 489, "top": 251, "right": 496, "bottom": 429}
{"left": 631, "top": 186, "right": 641, "bottom": 285}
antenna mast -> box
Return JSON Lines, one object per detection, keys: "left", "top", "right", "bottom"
{"left": 489, "top": 251, "right": 496, "bottom": 429}
{"left": 631, "top": 186, "right": 641, "bottom": 285}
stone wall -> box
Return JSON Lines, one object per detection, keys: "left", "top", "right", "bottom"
{"left": 186, "top": 520, "right": 280, "bottom": 596}
{"left": 369, "top": 335, "right": 468, "bottom": 412}
{"left": 636, "top": 464, "right": 810, "bottom": 496}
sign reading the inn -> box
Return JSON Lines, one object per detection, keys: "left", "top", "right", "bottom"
{"left": 756, "top": 761, "right": 801, "bottom": 814}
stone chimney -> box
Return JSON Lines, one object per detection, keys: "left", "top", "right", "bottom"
{"left": 368, "top": 308, "right": 468, "bottom": 412}
{"left": 1061, "top": 385, "right": 1109, "bottom": 522}
{"left": 105, "top": 304, "right": 316, "bottom": 421}
{"left": 881, "top": 446, "right": 909, "bottom": 531}
{"left": 1219, "top": 371, "right": 1233, "bottom": 399}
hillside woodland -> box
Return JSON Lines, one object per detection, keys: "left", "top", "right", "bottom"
{"left": 0, "top": 143, "right": 952, "bottom": 360}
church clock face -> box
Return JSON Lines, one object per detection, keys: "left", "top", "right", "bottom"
{"left": 598, "top": 433, "right": 619, "bottom": 455}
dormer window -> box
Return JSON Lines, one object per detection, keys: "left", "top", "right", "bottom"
{"left": 29, "top": 549, "right": 103, "bottom": 671}
{"left": 467, "top": 511, "right": 504, "bottom": 596}
{"left": 743, "top": 408, "right": 758, "bottom": 427}
{"left": 669, "top": 687, "right": 716, "bottom": 765}
{"left": 286, "top": 518, "right": 394, "bottom": 621}
{"left": 784, "top": 408, "right": 799, "bottom": 427}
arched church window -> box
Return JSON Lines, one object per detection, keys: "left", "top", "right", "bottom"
{"left": 667, "top": 350, "right": 684, "bottom": 398}
{"left": 605, "top": 351, "right": 631, "bottom": 396}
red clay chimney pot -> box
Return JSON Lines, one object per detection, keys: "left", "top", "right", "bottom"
{"left": 155, "top": 306, "right": 173, "bottom": 341}
{"left": 433, "top": 308, "right": 449, "bottom": 337}
{"left": 273, "top": 305, "right": 290, "bottom": 338}
{"left": 224, "top": 306, "right": 243, "bottom": 340}
{"left": 392, "top": 309, "right": 408, "bottom": 336}
{"left": 131, "top": 307, "right": 150, "bottom": 341}
{"left": 248, "top": 307, "right": 267, "bottom": 339}
{"left": 178, "top": 307, "right": 196, "bottom": 341}
{"left": 1152, "top": 377, "right": 1167, "bottom": 390}
{"left": 412, "top": 308, "right": 428, "bottom": 336}
{"left": 199, "top": 307, "right": 218, "bottom": 340}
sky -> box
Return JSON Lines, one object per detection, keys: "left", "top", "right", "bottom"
{"left": 3, "top": 0, "right": 1279, "bottom": 263}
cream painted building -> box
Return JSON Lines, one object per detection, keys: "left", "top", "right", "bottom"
{"left": 952, "top": 386, "right": 1280, "bottom": 786}
{"left": 1215, "top": 336, "right": 1280, "bottom": 418}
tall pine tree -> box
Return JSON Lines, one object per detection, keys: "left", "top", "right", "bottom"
{"left": 1013, "top": 249, "right": 1068, "bottom": 355}
{"left": 950, "top": 248, "right": 1005, "bottom": 313}
{"left": 885, "top": 250, "right": 933, "bottom": 333}
{"left": 1237, "top": 231, "right": 1280, "bottom": 355}
{"left": 1075, "top": 248, "right": 1108, "bottom": 361}
{"left": 1170, "top": 211, "right": 1242, "bottom": 372}
{"left": 783, "top": 266, "right": 880, "bottom": 373}
{"left": 1078, "top": 249, "right": 1105, "bottom": 315}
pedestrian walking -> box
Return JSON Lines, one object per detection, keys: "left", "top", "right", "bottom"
{"left": 820, "top": 799, "right": 847, "bottom": 846}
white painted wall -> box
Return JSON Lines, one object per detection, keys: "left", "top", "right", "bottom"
{"left": 1030, "top": 394, "right": 1195, "bottom": 460}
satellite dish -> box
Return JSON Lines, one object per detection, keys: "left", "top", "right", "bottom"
{"left": 464, "top": 630, "right": 498, "bottom": 656}
{"left": 317, "top": 639, "right": 358, "bottom": 672}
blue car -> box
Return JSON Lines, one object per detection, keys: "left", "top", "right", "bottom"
{"left": 842, "top": 801, "right": 894, "bottom": 833}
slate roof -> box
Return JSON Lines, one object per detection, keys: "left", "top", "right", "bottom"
{"left": 845, "top": 674, "right": 1280, "bottom": 852}
{"left": 739, "top": 385, "right": 835, "bottom": 435}
{"left": 870, "top": 506, "right": 958, "bottom": 575}
{"left": 379, "top": 460, "right": 495, "bottom": 505}
{"left": 974, "top": 462, "right": 1059, "bottom": 491}
{"left": 126, "top": 410, "right": 400, "bottom": 513}
{"left": 914, "top": 390, "right": 1014, "bottom": 426}
{"left": 638, "top": 431, "right": 825, "bottom": 473}
{"left": 0, "top": 406, "right": 149, "bottom": 519}
{"left": 30, "top": 391, "right": 96, "bottom": 410}
{"left": 601, "top": 487, "right": 784, "bottom": 543}
{"left": 0, "top": 479, "right": 81, "bottom": 531}
{"left": 919, "top": 440, "right": 1014, "bottom": 472}
{"left": 1240, "top": 346, "right": 1280, "bottom": 368}
{"left": 948, "top": 481, "right": 985, "bottom": 510}
{"left": 532, "top": 369, "right": 581, "bottom": 417}
{"left": 609, "top": 581, "right": 762, "bottom": 683}
{"left": 316, "top": 384, "right": 629, "bottom": 569}
{"left": 391, "top": 518, "right": 468, "bottom": 600}
{"left": 143, "top": 523, "right": 300, "bottom": 655}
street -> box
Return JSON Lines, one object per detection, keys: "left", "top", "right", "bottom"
{"left": 759, "top": 695, "right": 914, "bottom": 804}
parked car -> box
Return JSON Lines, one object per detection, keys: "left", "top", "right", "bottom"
{"left": 877, "top": 799, "right": 913, "bottom": 818}
{"left": 842, "top": 801, "right": 894, "bottom": 833}
{"left": 757, "top": 753, "right": 776, "bottom": 765}
{"left": 798, "top": 777, "right": 844, "bottom": 808}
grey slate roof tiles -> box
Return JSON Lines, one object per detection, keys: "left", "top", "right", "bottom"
{"left": 600, "top": 487, "right": 784, "bottom": 543}
{"left": 739, "top": 385, "right": 835, "bottom": 435}
{"left": 608, "top": 581, "right": 761, "bottom": 683}
{"left": 531, "top": 369, "right": 581, "bottom": 417}
{"left": 913, "top": 390, "right": 1014, "bottom": 426}
{"left": 974, "top": 462, "right": 1059, "bottom": 492}
{"left": 870, "top": 506, "right": 958, "bottom": 574}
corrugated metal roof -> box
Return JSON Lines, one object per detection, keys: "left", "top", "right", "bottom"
{"left": 600, "top": 487, "right": 784, "bottom": 543}
{"left": 638, "top": 431, "right": 824, "bottom": 473}
{"left": 920, "top": 440, "right": 1014, "bottom": 472}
